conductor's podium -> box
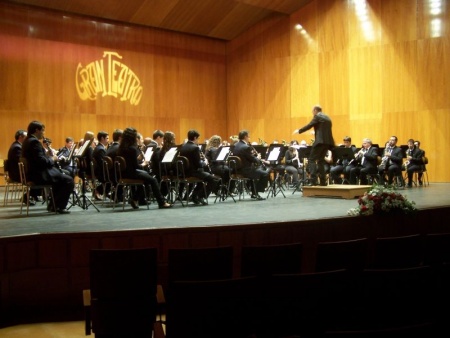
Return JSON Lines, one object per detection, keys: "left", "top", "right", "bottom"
{"left": 302, "top": 185, "right": 372, "bottom": 199}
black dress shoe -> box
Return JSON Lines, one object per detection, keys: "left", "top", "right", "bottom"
{"left": 159, "top": 203, "right": 173, "bottom": 209}
{"left": 197, "top": 197, "right": 208, "bottom": 205}
{"left": 251, "top": 194, "right": 266, "bottom": 201}
{"left": 128, "top": 199, "right": 139, "bottom": 209}
{"left": 56, "top": 208, "right": 71, "bottom": 214}
{"left": 47, "top": 203, "right": 55, "bottom": 212}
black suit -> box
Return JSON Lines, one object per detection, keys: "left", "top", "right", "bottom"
{"left": 298, "top": 112, "right": 335, "bottom": 184}
{"left": 179, "top": 141, "right": 219, "bottom": 199}
{"left": 22, "top": 135, "right": 74, "bottom": 210}
{"left": 406, "top": 147, "right": 424, "bottom": 186}
{"left": 379, "top": 146, "right": 403, "bottom": 185}
{"left": 232, "top": 140, "right": 269, "bottom": 194}
{"left": 349, "top": 146, "right": 379, "bottom": 184}
{"left": 7, "top": 141, "right": 22, "bottom": 182}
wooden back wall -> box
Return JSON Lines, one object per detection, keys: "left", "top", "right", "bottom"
{"left": 1, "top": 0, "right": 449, "bottom": 181}
{"left": 227, "top": 0, "right": 449, "bottom": 182}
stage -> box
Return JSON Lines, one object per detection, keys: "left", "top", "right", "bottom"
{"left": 1, "top": 183, "right": 450, "bottom": 237}
{"left": 1, "top": 183, "right": 450, "bottom": 327}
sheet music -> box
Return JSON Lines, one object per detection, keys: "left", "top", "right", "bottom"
{"left": 267, "top": 147, "right": 281, "bottom": 161}
{"left": 216, "top": 146, "right": 230, "bottom": 161}
{"left": 76, "top": 139, "right": 91, "bottom": 157}
{"left": 162, "top": 147, "right": 178, "bottom": 163}
{"left": 144, "top": 147, "right": 154, "bottom": 162}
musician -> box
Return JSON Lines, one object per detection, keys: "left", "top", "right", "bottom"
{"left": 106, "top": 129, "right": 123, "bottom": 201}
{"left": 42, "top": 138, "right": 56, "bottom": 157}
{"left": 106, "top": 129, "right": 123, "bottom": 160}
{"left": 7, "top": 129, "right": 39, "bottom": 205}
{"left": 349, "top": 138, "right": 379, "bottom": 185}
{"left": 377, "top": 136, "right": 404, "bottom": 187}
{"left": 21, "top": 121, "right": 74, "bottom": 214}
{"left": 284, "top": 141, "right": 303, "bottom": 188}
{"left": 293, "top": 105, "right": 335, "bottom": 186}
{"left": 117, "top": 127, "right": 172, "bottom": 209}
{"left": 179, "top": 129, "right": 220, "bottom": 205}
{"left": 92, "top": 131, "right": 109, "bottom": 200}
{"left": 414, "top": 140, "right": 426, "bottom": 186}
{"left": 148, "top": 129, "right": 164, "bottom": 179}
{"left": 205, "top": 135, "right": 235, "bottom": 194}
{"left": 329, "top": 136, "right": 357, "bottom": 184}
{"left": 57, "top": 137, "right": 76, "bottom": 177}
{"left": 233, "top": 130, "right": 270, "bottom": 200}
{"left": 405, "top": 139, "right": 424, "bottom": 188}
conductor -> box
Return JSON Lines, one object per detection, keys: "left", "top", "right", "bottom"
{"left": 293, "top": 105, "right": 335, "bottom": 186}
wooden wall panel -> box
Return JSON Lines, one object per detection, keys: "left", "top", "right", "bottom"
{"left": 0, "top": 3, "right": 227, "bottom": 158}
{"left": 227, "top": 0, "right": 449, "bottom": 181}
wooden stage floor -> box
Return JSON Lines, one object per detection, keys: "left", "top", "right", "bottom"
{"left": 1, "top": 183, "right": 450, "bottom": 238}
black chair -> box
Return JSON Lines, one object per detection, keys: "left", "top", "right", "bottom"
{"left": 113, "top": 155, "right": 149, "bottom": 210}
{"left": 355, "top": 266, "right": 436, "bottom": 331}
{"left": 371, "top": 234, "right": 423, "bottom": 269}
{"left": 168, "top": 246, "right": 234, "bottom": 283}
{"left": 18, "top": 158, "right": 56, "bottom": 216}
{"left": 315, "top": 238, "right": 368, "bottom": 272}
{"left": 84, "top": 248, "right": 159, "bottom": 337}
{"left": 263, "top": 270, "right": 355, "bottom": 337}
{"left": 227, "top": 155, "right": 256, "bottom": 201}
{"left": 175, "top": 156, "right": 208, "bottom": 207}
{"left": 166, "top": 277, "right": 259, "bottom": 338}
{"left": 423, "top": 232, "right": 450, "bottom": 267}
{"left": 240, "top": 242, "right": 302, "bottom": 277}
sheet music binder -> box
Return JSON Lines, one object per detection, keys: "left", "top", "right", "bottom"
{"left": 216, "top": 146, "right": 230, "bottom": 162}
{"left": 144, "top": 147, "right": 154, "bottom": 162}
{"left": 162, "top": 147, "right": 178, "bottom": 163}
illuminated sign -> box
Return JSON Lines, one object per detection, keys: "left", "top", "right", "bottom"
{"left": 76, "top": 51, "right": 143, "bottom": 105}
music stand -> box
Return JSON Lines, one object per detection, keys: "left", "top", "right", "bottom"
{"left": 68, "top": 138, "right": 100, "bottom": 212}
{"left": 333, "top": 147, "right": 355, "bottom": 164}
{"left": 213, "top": 147, "right": 235, "bottom": 203}
{"left": 160, "top": 147, "right": 180, "bottom": 204}
{"left": 265, "top": 144, "right": 286, "bottom": 198}
{"left": 292, "top": 146, "right": 311, "bottom": 194}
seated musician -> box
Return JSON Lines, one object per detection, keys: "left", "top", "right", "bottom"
{"left": 205, "top": 135, "right": 235, "bottom": 194}
{"left": 21, "top": 121, "right": 74, "bottom": 214}
{"left": 179, "top": 130, "right": 220, "bottom": 205}
{"left": 232, "top": 130, "right": 270, "bottom": 200}
{"left": 151, "top": 131, "right": 176, "bottom": 198}
{"left": 92, "top": 131, "right": 109, "bottom": 200}
{"left": 117, "top": 127, "right": 172, "bottom": 210}
{"left": 329, "top": 136, "right": 357, "bottom": 184}
{"left": 57, "top": 137, "right": 76, "bottom": 177}
{"left": 349, "top": 138, "right": 379, "bottom": 185}
{"left": 414, "top": 140, "right": 426, "bottom": 186}
{"left": 378, "top": 136, "right": 404, "bottom": 187}
{"left": 284, "top": 141, "right": 303, "bottom": 188}
{"left": 405, "top": 139, "right": 425, "bottom": 188}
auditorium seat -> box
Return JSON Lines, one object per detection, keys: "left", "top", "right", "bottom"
{"left": 370, "top": 234, "right": 423, "bottom": 269}
{"left": 84, "top": 247, "right": 158, "bottom": 337}
{"left": 240, "top": 242, "right": 303, "bottom": 277}
{"left": 315, "top": 238, "right": 368, "bottom": 272}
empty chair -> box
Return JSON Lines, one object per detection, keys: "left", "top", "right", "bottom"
{"left": 166, "top": 277, "right": 259, "bottom": 338}
{"left": 324, "top": 322, "right": 437, "bottom": 337}
{"left": 240, "top": 242, "right": 303, "bottom": 277}
{"left": 423, "top": 232, "right": 450, "bottom": 267}
{"left": 371, "top": 234, "right": 423, "bottom": 269}
{"left": 263, "top": 269, "right": 355, "bottom": 338}
{"left": 84, "top": 247, "right": 159, "bottom": 337}
{"left": 168, "top": 246, "right": 234, "bottom": 283}
{"left": 355, "top": 266, "right": 436, "bottom": 331}
{"left": 315, "top": 238, "right": 369, "bottom": 272}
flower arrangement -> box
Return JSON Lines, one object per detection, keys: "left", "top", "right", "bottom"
{"left": 347, "top": 185, "right": 417, "bottom": 216}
